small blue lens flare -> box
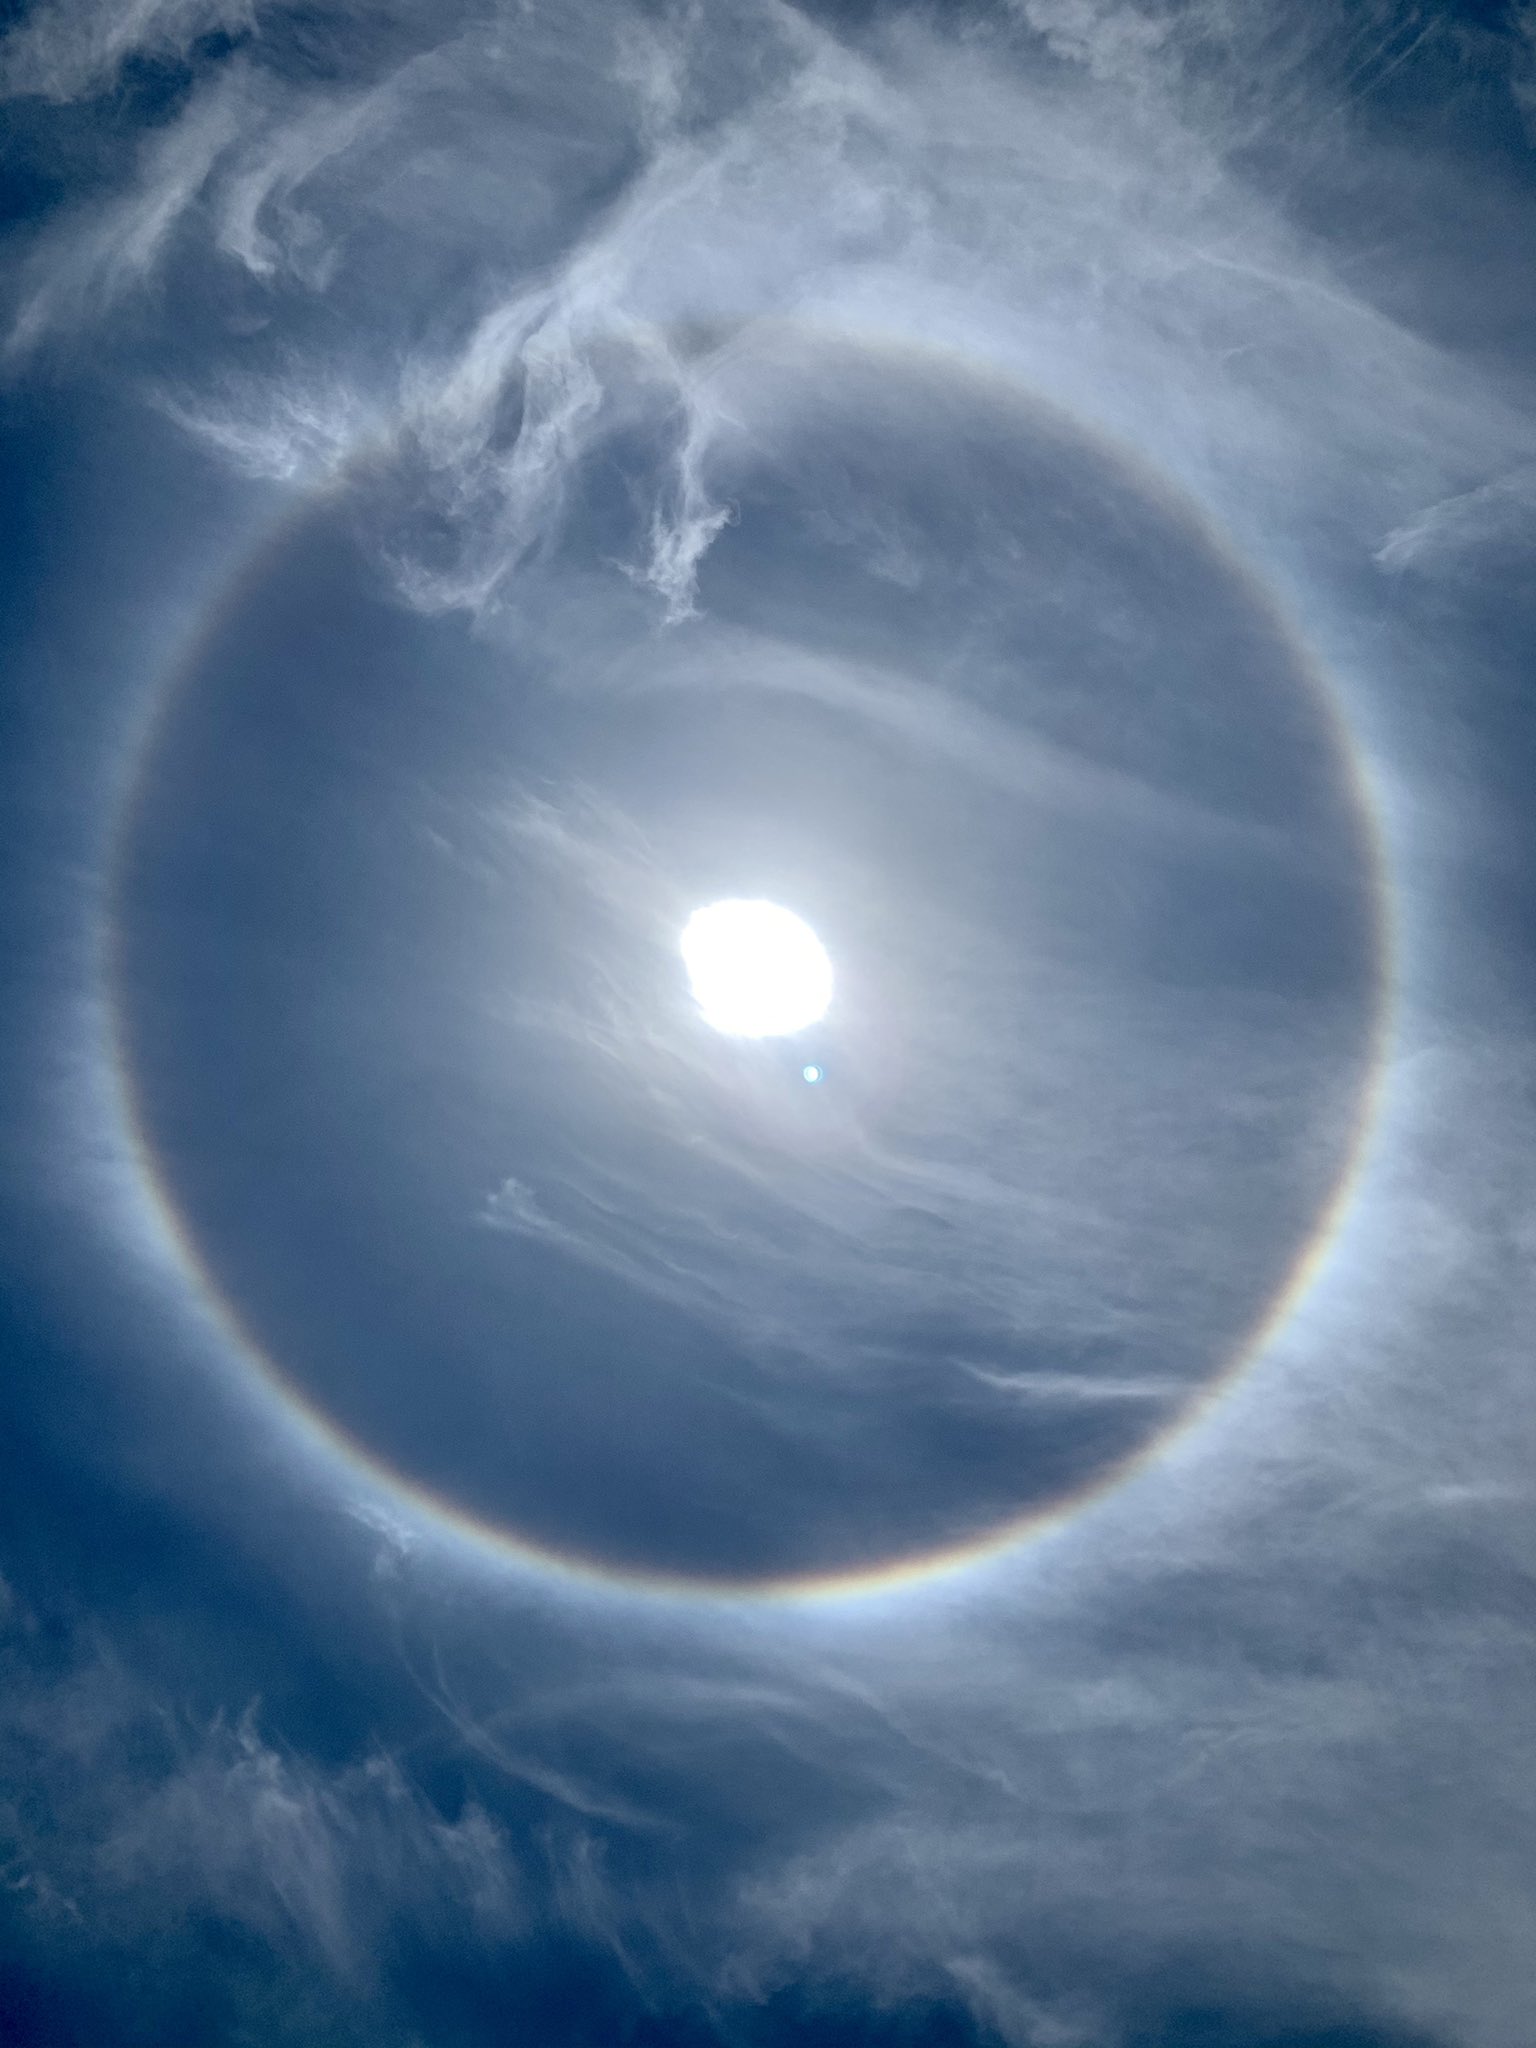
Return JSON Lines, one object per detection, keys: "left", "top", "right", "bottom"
{"left": 802, "top": 1064, "right": 824, "bottom": 1084}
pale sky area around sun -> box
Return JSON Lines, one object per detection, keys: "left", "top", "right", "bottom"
{"left": 2, "top": 4, "right": 1536, "bottom": 2048}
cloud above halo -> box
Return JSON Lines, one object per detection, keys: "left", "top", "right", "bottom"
{"left": 7, "top": 0, "right": 1535, "bottom": 626}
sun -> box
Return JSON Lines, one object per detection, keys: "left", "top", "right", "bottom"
{"left": 680, "top": 899, "right": 833, "bottom": 1039}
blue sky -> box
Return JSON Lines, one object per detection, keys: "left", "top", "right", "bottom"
{"left": 1, "top": 2, "right": 1534, "bottom": 2044}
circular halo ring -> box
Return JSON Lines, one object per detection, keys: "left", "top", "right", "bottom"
{"left": 98, "top": 327, "right": 1396, "bottom": 1605}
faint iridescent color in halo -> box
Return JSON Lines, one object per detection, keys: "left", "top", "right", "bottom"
{"left": 95, "top": 327, "right": 1399, "bottom": 1606}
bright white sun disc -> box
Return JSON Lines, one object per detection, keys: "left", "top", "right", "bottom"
{"left": 680, "top": 899, "right": 833, "bottom": 1038}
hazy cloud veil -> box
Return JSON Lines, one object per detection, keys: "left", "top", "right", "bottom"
{"left": 1, "top": 1, "right": 1535, "bottom": 2045}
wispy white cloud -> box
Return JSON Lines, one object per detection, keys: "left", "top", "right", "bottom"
{"left": 9, "top": 0, "right": 1534, "bottom": 619}
{"left": 0, "top": 0, "right": 255, "bottom": 103}
{"left": 1376, "top": 466, "right": 1536, "bottom": 576}
{"left": 6, "top": 64, "right": 253, "bottom": 357}
{"left": 0, "top": 1611, "right": 525, "bottom": 1982}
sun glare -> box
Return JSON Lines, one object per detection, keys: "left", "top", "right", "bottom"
{"left": 680, "top": 899, "right": 833, "bottom": 1039}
